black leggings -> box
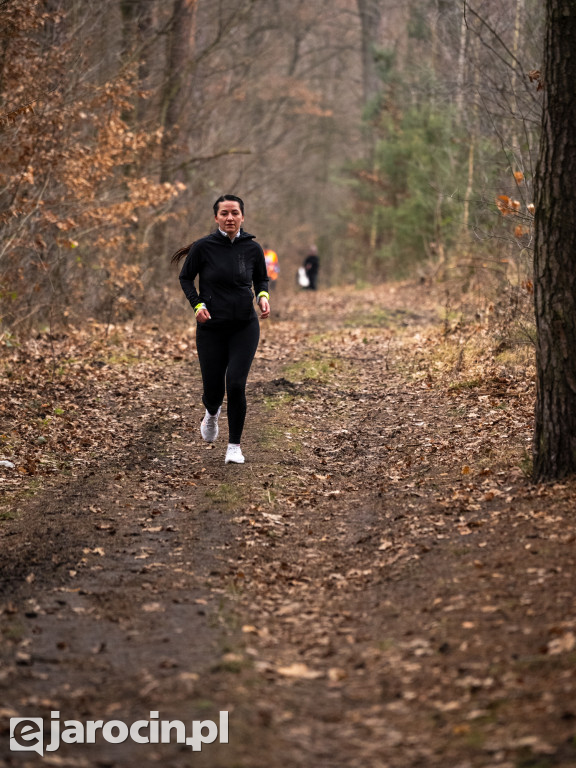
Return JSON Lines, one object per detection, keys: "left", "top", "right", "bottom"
{"left": 195, "top": 316, "right": 260, "bottom": 444}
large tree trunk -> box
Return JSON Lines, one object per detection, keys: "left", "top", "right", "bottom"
{"left": 532, "top": 1, "right": 576, "bottom": 481}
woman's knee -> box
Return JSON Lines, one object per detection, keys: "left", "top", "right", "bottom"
{"left": 226, "top": 377, "right": 247, "bottom": 402}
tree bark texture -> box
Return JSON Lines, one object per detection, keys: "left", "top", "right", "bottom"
{"left": 120, "top": 0, "right": 154, "bottom": 122}
{"left": 532, "top": 1, "right": 576, "bottom": 480}
{"left": 160, "top": 0, "right": 196, "bottom": 183}
{"left": 356, "top": 0, "right": 383, "bottom": 105}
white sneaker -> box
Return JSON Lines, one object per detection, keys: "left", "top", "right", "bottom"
{"left": 201, "top": 407, "right": 221, "bottom": 442}
{"left": 225, "top": 444, "right": 245, "bottom": 464}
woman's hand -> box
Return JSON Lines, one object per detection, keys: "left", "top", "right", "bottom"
{"left": 196, "top": 308, "right": 211, "bottom": 324}
{"left": 258, "top": 297, "right": 270, "bottom": 319}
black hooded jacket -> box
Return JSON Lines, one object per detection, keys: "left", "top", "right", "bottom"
{"left": 179, "top": 229, "right": 269, "bottom": 322}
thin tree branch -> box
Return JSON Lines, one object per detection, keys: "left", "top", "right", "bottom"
{"left": 0, "top": 86, "right": 59, "bottom": 130}
{"left": 174, "top": 148, "right": 252, "bottom": 173}
{"left": 463, "top": 1, "right": 540, "bottom": 109}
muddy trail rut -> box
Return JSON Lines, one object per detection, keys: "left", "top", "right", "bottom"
{"left": 1, "top": 284, "right": 576, "bottom": 768}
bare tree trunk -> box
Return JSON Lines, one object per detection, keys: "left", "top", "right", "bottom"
{"left": 509, "top": 0, "right": 525, "bottom": 158}
{"left": 455, "top": 6, "right": 467, "bottom": 123}
{"left": 462, "top": 136, "right": 474, "bottom": 235}
{"left": 151, "top": 0, "right": 196, "bottom": 261}
{"left": 356, "top": 0, "right": 383, "bottom": 274}
{"left": 160, "top": 0, "right": 196, "bottom": 183}
{"left": 120, "top": 0, "right": 153, "bottom": 122}
{"left": 356, "top": 0, "right": 383, "bottom": 105}
{"left": 120, "top": 0, "right": 136, "bottom": 56}
{"left": 461, "top": 25, "right": 478, "bottom": 245}
{"left": 532, "top": 1, "right": 576, "bottom": 481}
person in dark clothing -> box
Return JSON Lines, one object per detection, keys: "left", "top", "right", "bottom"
{"left": 171, "top": 194, "right": 270, "bottom": 464}
{"left": 303, "top": 244, "right": 320, "bottom": 290}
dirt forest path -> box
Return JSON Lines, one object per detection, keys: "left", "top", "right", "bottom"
{"left": 1, "top": 283, "right": 576, "bottom": 768}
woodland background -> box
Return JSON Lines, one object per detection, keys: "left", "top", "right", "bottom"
{"left": 1, "top": 0, "right": 542, "bottom": 333}
{"left": 6, "top": 7, "right": 576, "bottom": 765}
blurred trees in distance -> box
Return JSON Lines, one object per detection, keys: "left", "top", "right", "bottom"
{"left": 0, "top": 0, "right": 544, "bottom": 330}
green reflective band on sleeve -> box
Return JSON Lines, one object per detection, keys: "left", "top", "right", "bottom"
{"left": 194, "top": 302, "right": 206, "bottom": 315}
{"left": 257, "top": 291, "right": 270, "bottom": 301}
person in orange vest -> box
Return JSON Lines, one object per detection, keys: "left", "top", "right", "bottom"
{"left": 263, "top": 246, "right": 280, "bottom": 290}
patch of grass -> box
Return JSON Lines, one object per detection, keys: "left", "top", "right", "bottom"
{"left": 223, "top": 582, "right": 244, "bottom": 600}
{"left": 403, "top": 329, "right": 494, "bottom": 384}
{"left": 260, "top": 424, "right": 285, "bottom": 450}
{"left": 344, "top": 306, "right": 421, "bottom": 329}
{"left": 105, "top": 352, "right": 141, "bottom": 366}
{"left": 211, "top": 657, "right": 251, "bottom": 674}
{"left": 0, "top": 478, "right": 44, "bottom": 525}
{"left": 474, "top": 442, "right": 527, "bottom": 475}
{"left": 283, "top": 357, "right": 341, "bottom": 383}
{"left": 449, "top": 546, "right": 471, "bottom": 557}
{"left": 495, "top": 344, "right": 535, "bottom": 369}
{"left": 449, "top": 377, "right": 482, "bottom": 391}
{"left": 21, "top": 478, "right": 42, "bottom": 497}
{"left": 191, "top": 699, "right": 216, "bottom": 711}
{"left": 2, "top": 621, "right": 26, "bottom": 642}
{"left": 376, "top": 638, "right": 397, "bottom": 652}
{"left": 515, "top": 755, "right": 555, "bottom": 768}
{"left": 346, "top": 308, "right": 390, "bottom": 328}
{"left": 260, "top": 423, "right": 306, "bottom": 459}
{"left": 263, "top": 392, "right": 295, "bottom": 410}
{"left": 205, "top": 483, "right": 244, "bottom": 507}
{"left": 462, "top": 725, "right": 486, "bottom": 749}
{"left": 512, "top": 651, "right": 576, "bottom": 671}
{"left": 519, "top": 449, "right": 533, "bottom": 478}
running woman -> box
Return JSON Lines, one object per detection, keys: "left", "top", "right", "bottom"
{"left": 171, "top": 195, "right": 270, "bottom": 464}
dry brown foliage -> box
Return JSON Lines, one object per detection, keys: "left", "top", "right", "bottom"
{"left": 0, "top": 0, "right": 184, "bottom": 329}
{"left": 2, "top": 283, "right": 575, "bottom": 767}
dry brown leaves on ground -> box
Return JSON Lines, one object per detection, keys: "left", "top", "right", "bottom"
{"left": 1, "top": 282, "right": 576, "bottom": 768}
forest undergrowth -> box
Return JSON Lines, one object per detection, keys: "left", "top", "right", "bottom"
{"left": 1, "top": 280, "right": 576, "bottom": 768}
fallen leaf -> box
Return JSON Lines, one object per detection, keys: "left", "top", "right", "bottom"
{"left": 277, "top": 662, "right": 324, "bottom": 679}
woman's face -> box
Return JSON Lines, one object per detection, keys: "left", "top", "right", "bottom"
{"left": 215, "top": 200, "right": 244, "bottom": 238}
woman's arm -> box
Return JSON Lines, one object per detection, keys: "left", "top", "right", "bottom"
{"left": 252, "top": 244, "right": 270, "bottom": 298}
{"left": 253, "top": 244, "right": 270, "bottom": 319}
{"left": 178, "top": 243, "right": 202, "bottom": 309}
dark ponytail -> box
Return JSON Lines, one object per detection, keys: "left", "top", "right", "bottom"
{"left": 170, "top": 243, "right": 192, "bottom": 265}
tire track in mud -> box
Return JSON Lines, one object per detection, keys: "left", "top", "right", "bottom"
{"left": 0, "top": 362, "right": 271, "bottom": 766}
